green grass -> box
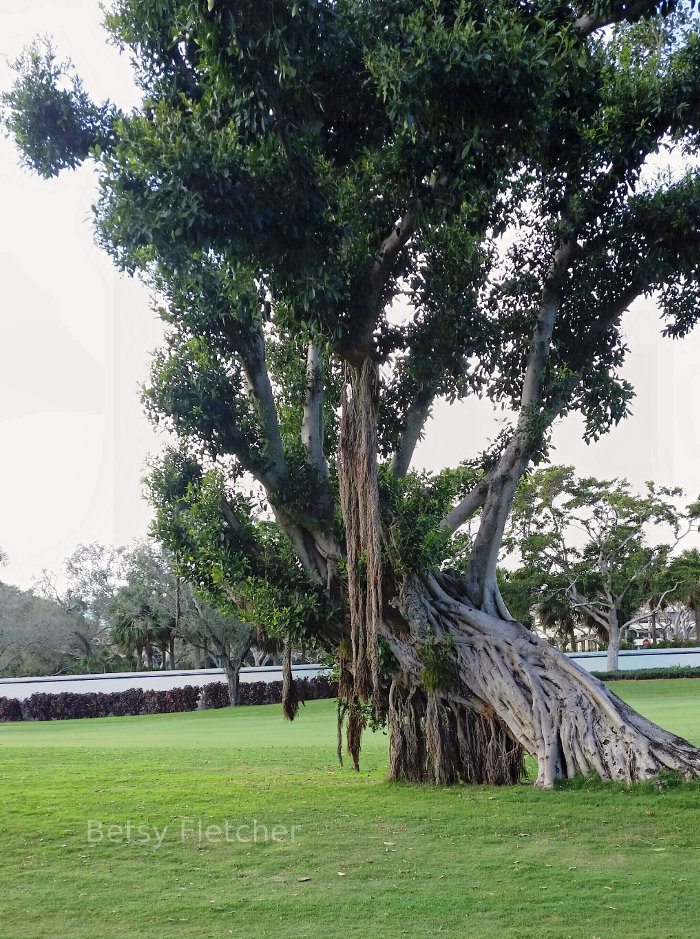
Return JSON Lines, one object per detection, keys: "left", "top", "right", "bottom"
{"left": 1, "top": 681, "right": 699, "bottom": 938}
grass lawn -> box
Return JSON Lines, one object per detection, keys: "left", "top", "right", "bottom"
{"left": 1, "top": 680, "right": 699, "bottom": 938}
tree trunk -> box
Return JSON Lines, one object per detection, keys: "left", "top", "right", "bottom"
{"left": 650, "top": 609, "right": 657, "bottom": 644}
{"left": 224, "top": 663, "right": 240, "bottom": 706}
{"left": 384, "top": 572, "right": 700, "bottom": 789}
{"left": 694, "top": 607, "right": 700, "bottom": 647}
{"left": 173, "top": 576, "right": 181, "bottom": 671}
{"left": 606, "top": 611, "right": 621, "bottom": 672}
{"left": 193, "top": 645, "right": 201, "bottom": 670}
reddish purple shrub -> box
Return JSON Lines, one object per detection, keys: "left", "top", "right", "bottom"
{"left": 12, "top": 673, "right": 334, "bottom": 721}
{"left": 0, "top": 696, "right": 23, "bottom": 721}
{"left": 200, "top": 682, "right": 230, "bottom": 710}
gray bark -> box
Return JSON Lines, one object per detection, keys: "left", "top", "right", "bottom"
{"left": 224, "top": 663, "right": 240, "bottom": 706}
{"left": 390, "top": 391, "right": 434, "bottom": 479}
{"left": 387, "top": 572, "right": 700, "bottom": 789}
{"left": 301, "top": 343, "right": 329, "bottom": 480}
{"left": 606, "top": 610, "right": 621, "bottom": 672}
{"left": 241, "top": 325, "right": 288, "bottom": 491}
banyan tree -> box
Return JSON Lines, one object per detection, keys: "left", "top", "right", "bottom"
{"left": 4, "top": 0, "right": 700, "bottom": 786}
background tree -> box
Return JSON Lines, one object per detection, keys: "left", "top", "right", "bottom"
{"left": 0, "top": 581, "right": 99, "bottom": 677}
{"left": 34, "top": 542, "right": 130, "bottom": 664}
{"left": 147, "top": 447, "right": 335, "bottom": 714}
{"left": 5, "top": 1, "right": 700, "bottom": 786}
{"left": 506, "top": 467, "right": 696, "bottom": 669}
{"left": 499, "top": 566, "right": 594, "bottom": 651}
{"left": 177, "top": 584, "right": 255, "bottom": 703}
{"left": 664, "top": 549, "right": 700, "bottom": 645}
{"left": 106, "top": 544, "right": 179, "bottom": 669}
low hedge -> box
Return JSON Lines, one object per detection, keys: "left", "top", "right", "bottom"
{"left": 592, "top": 667, "right": 700, "bottom": 681}
{"left": 0, "top": 674, "right": 337, "bottom": 722}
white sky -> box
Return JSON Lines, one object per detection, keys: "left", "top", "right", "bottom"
{"left": 1, "top": 1, "right": 699, "bottom": 590}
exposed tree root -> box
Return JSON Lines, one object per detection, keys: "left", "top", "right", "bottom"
{"left": 388, "top": 572, "right": 700, "bottom": 789}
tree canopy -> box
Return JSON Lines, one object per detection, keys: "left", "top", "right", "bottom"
{"left": 4, "top": 0, "right": 700, "bottom": 787}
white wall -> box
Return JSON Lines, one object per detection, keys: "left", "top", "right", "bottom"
{"left": 0, "top": 665, "right": 330, "bottom": 701}
{"left": 566, "top": 648, "right": 700, "bottom": 672}
{"left": 2, "top": 651, "right": 698, "bottom": 701}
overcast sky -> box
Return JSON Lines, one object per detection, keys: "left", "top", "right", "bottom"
{"left": 1, "top": 1, "right": 699, "bottom": 590}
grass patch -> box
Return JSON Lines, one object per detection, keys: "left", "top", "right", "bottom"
{"left": 1, "top": 683, "right": 699, "bottom": 938}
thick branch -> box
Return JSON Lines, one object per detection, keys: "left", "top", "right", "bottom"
{"left": 240, "top": 323, "right": 287, "bottom": 491}
{"left": 522, "top": 240, "right": 576, "bottom": 410}
{"left": 351, "top": 173, "right": 451, "bottom": 358}
{"left": 464, "top": 240, "right": 575, "bottom": 605}
{"left": 390, "top": 388, "right": 435, "bottom": 478}
{"left": 270, "top": 504, "right": 333, "bottom": 588}
{"left": 301, "top": 342, "right": 330, "bottom": 480}
{"left": 440, "top": 475, "right": 491, "bottom": 535}
{"left": 567, "top": 584, "right": 614, "bottom": 630}
{"left": 369, "top": 208, "right": 418, "bottom": 309}
{"left": 575, "top": 1, "right": 664, "bottom": 36}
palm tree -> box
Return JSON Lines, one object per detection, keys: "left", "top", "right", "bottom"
{"left": 108, "top": 580, "right": 167, "bottom": 669}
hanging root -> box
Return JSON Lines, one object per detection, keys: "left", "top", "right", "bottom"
{"left": 282, "top": 638, "right": 301, "bottom": 721}
{"left": 338, "top": 359, "right": 382, "bottom": 710}
{"left": 388, "top": 680, "right": 524, "bottom": 786}
{"left": 452, "top": 702, "right": 525, "bottom": 785}
{"left": 388, "top": 680, "right": 427, "bottom": 782}
{"left": 346, "top": 699, "right": 367, "bottom": 772}
{"left": 337, "top": 700, "right": 348, "bottom": 767}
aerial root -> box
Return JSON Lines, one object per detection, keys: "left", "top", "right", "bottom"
{"left": 388, "top": 680, "right": 524, "bottom": 785}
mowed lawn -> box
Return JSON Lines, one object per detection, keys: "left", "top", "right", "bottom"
{"left": 1, "top": 681, "right": 699, "bottom": 939}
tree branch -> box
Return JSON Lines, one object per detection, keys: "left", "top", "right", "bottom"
{"left": 389, "top": 388, "right": 435, "bottom": 478}
{"left": 440, "top": 474, "right": 491, "bottom": 535}
{"left": 624, "top": 585, "right": 678, "bottom": 629}
{"left": 574, "top": 1, "right": 663, "bottom": 36}
{"left": 566, "top": 584, "right": 613, "bottom": 629}
{"left": 440, "top": 267, "right": 646, "bottom": 540}
{"left": 350, "top": 172, "right": 451, "bottom": 358}
{"left": 301, "top": 342, "right": 330, "bottom": 480}
{"left": 462, "top": 240, "right": 576, "bottom": 604}
{"left": 240, "top": 322, "right": 287, "bottom": 491}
